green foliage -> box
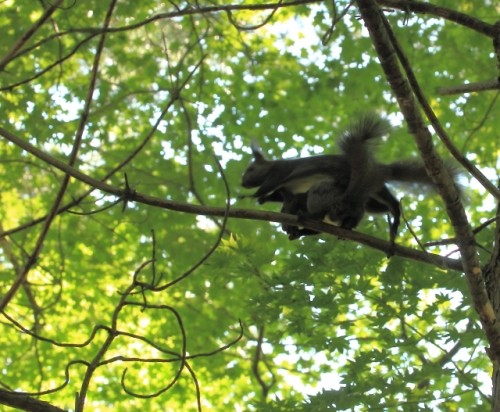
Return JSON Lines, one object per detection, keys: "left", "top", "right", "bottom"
{"left": 0, "top": 1, "right": 498, "bottom": 411}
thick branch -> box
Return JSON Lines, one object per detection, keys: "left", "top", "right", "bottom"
{"left": 356, "top": 0, "right": 500, "bottom": 357}
{"left": 0, "top": 126, "right": 463, "bottom": 272}
{"left": 485, "top": 199, "right": 500, "bottom": 409}
{"left": 0, "top": 389, "right": 67, "bottom": 412}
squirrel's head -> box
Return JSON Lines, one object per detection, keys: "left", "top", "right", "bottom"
{"left": 241, "top": 141, "right": 271, "bottom": 188}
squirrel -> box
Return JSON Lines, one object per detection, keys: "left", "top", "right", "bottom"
{"left": 241, "top": 113, "right": 460, "bottom": 246}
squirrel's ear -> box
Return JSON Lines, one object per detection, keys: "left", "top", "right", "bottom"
{"left": 250, "top": 139, "right": 266, "bottom": 162}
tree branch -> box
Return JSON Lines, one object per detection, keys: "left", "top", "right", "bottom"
{"left": 378, "top": 0, "right": 496, "bottom": 37}
{"left": 0, "top": 126, "right": 463, "bottom": 272}
{"left": 0, "top": 0, "right": 66, "bottom": 71}
{"left": 0, "top": 0, "right": 118, "bottom": 314}
{"left": 437, "top": 79, "right": 500, "bottom": 96}
{"left": 0, "top": 389, "right": 67, "bottom": 412}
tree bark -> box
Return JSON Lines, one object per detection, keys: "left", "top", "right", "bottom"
{"left": 485, "top": 201, "right": 500, "bottom": 411}
{"left": 0, "top": 389, "right": 67, "bottom": 412}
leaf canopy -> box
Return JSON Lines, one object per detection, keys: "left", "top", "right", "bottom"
{"left": 0, "top": 1, "right": 498, "bottom": 411}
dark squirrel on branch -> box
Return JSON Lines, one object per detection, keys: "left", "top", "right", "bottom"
{"left": 241, "top": 113, "right": 461, "bottom": 247}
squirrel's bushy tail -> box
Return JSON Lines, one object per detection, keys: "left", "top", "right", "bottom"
{"left": 387, "top": 160, "right": 434, "bottom": 184}
{"left": 338, "top": 113, "right": 390, "bottom": 193}
{"left": 338, "top": 113, "right": 390, "bottom": 158}
{"left": 387, "top": 159, "right": 462, "bottom": 192}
